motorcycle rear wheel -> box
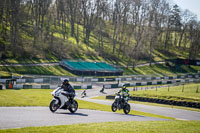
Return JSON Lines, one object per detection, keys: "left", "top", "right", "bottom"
{"left": 69, "top": 100, "right": 78, "bottom": 113}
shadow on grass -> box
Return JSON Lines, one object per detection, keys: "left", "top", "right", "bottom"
{"left": 150, "top": 65, "right": 168, "bottom": 76}
{"left": 122, "top": 67, "right": 140, "bottom": 75}
{"left": 0, "top": 65, "right": 74, "bottom": 76}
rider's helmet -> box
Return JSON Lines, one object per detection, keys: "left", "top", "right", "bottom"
{"left": 122, "top": 84, "right": 126, "bottom": 90}
{"left": 63, "top": 79, "right": 69, "bottom": 85}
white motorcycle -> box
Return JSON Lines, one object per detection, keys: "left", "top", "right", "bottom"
{"left": 49, "top": 87, "right": 78, "bottom": 113}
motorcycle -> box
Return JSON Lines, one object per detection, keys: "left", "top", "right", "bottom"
{"left": 49, "top": 87, "right": 78, "bottom": 113}
{"left": 100, "top": 88, "right": 104, "bottom": 93}
{"left": 100, "top": 85, "right": 105, "bottom": 93}
{"left": 111, "top": 93, "right": 130, "bottom": 114}
{"left": 81, "top": 90, "right": 87, "bottom": 98}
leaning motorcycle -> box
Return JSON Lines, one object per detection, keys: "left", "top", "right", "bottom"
{"left": 111, "top": 93, "right": 130, "bottom": 114}
{"left": 81, "top": 90, "right": 87, "bottom": 98}
{"left": 49, "top": 87, "right": 78, "bottom": 113}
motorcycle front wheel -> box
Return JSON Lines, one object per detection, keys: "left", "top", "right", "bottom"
{"left": 69, "top": 100, "right": 78, "bottom": 113}
{"left": 111, "top": 103, "right": 117, "bottom": 112}
{"left": 123, "top": 103, "right": 130, "bottom": 114}
{"left": 49, "top": 100, "right": 59, "bottom": 113}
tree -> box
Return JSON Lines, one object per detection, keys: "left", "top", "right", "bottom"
{"left": 8, "top": 0, "right": 22, "bottom": 56}
{"left": 96, "top": 0, "right": 108, "bottom": 51}
{"left": 65, "top": 0, "right": 79, "bottom": 37}
{"left": 178, "top": 9, "right": 196, "bottom": 48}
{"left": 127, "top": 0, "right": 149, "bottom": 69}
{"left": 170, "top": 4, "right": 182, "bottom": 47}
{"left": 188, "top": 20, "right": 200, "bottom": 59}
{"left": 81, "top": 0, "right": 98, "bottom": 45}
{"left": 163, "top": 4, "right": 172, "bottom": 50}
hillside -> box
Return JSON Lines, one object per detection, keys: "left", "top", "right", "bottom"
{"left": 0, "top": 0, "right": 200, "bottom": 76}
{"left": 1, "top": 16, "right": 199, "bottom": 66}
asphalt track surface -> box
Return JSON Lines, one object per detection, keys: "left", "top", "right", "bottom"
{"left": 76, "top": 87, "right": 200, "bottom": 120}
{"left": 80, "top": 98, "right": 200, "bottom": 120}
{"left": 0, "top": 86, "right": 200, "bottom": 129}
{"left": 0, "top": 107, "right": 166, "bottom": 129}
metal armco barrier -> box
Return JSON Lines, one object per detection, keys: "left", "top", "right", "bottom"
{"left": 12, "top": 84, "right": 92, "bottom": 89}
{"left": 0, "top": 73, "right": 200, "bottom": 83}
{"left": 104, "top": 78, "right": 200, "bottom": 89}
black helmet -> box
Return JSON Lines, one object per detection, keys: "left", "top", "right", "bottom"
{"left": 63, "top": 79, "right": 69, "bottom": 85}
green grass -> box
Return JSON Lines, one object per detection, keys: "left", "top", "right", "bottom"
{"left": 0, "top": 89, "right": 52, "bottom": 106}
{"left": 0, "top": 56, "right": 59, "bottom": 64}
{"left": 0, "top": 65, "right": 75, "bottom": 76}
{"left": 130, "top": 83, "right": 200, "bottom": 103}
{"left": 129, "top": 101, "right": 200, "bottom": 112}
{"left": 122, "top": 64, "right": 200, "bottom": 76}
{"left": 0, "top": 89, "right": 173, "bottom": 120}
{"left": 0, "top": 121, "right": 200, "bottom": 133}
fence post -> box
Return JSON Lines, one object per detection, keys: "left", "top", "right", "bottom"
{"left": 182, "top": 84, "right": 184, "bottom": 92}
{"left": 156, "top": 85, "right": 157, "bottom": 91}
{"left": 196, "top": 86, "right": 199, "bottom": 93}
{"left": 168, "top": 85, "right": 170, "bottom": 92}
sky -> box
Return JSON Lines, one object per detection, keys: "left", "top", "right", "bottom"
{"left": 172, "top": 0, "right": 200, "bottom": 20}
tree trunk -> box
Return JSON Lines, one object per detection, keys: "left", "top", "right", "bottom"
{"left": 71, "top": 19, "right": 75, "bottom": 37}
{"left": 76, "top": 23, "right": 79, "bottom": 45}
{"left": 178, "top": 27, "right": 186, "bottom": 48}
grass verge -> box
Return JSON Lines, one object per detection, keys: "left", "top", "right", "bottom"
{"left": 130, "top": 83, "right": 200, "bottom": 103}
{"left": 0, "top": 121, "right": 200, "bottom": 133}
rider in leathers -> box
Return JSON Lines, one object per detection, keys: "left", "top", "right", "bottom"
{"left": 118, "top": 84, "right": 129, "bottom": 103}
{"left": 61, "top": 79, "right": 75, "bottom": 102}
